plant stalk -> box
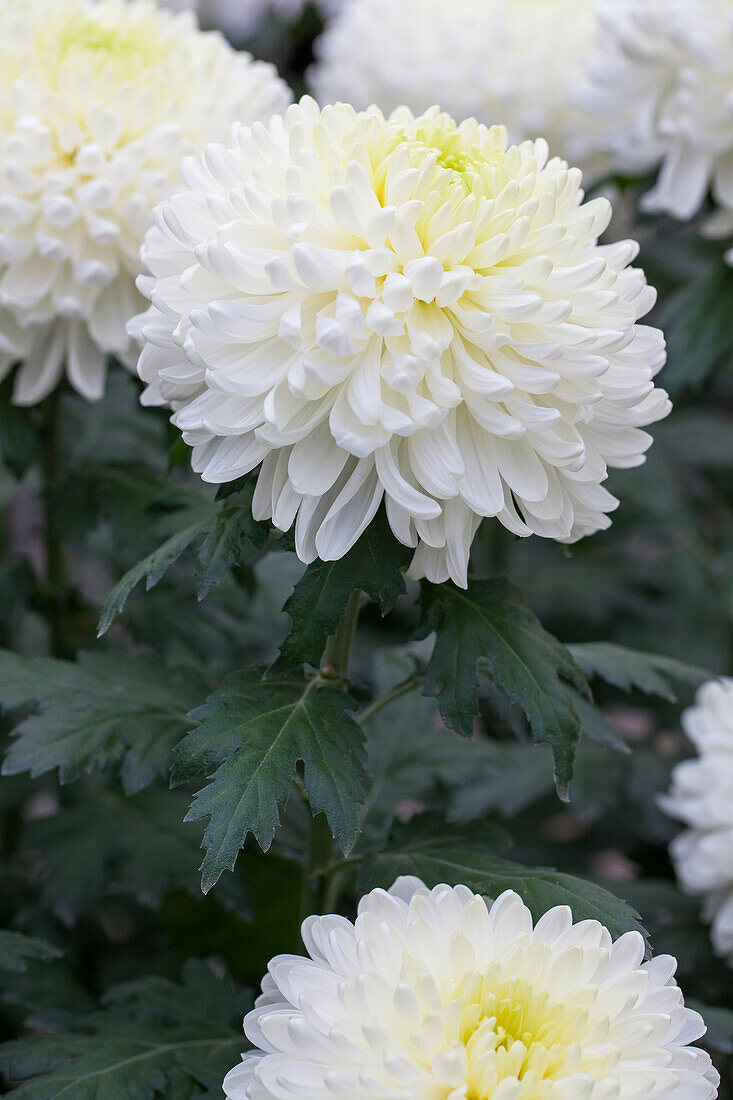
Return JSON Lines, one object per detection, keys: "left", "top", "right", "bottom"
{"left": 300, "top": 589, "right": 363, "bottom": 920}
{"left": 41, "top": 388, "right": 69, "bottom": 658}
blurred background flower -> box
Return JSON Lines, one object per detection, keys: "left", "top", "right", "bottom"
{"left": 662, "top": 680, "right": 733, "bottom": 963}
{"left": 0, "top": 0, "right": 290, "bottom": 405}
{"left": 309, "top": 0, "right": 600, "bottom": 165}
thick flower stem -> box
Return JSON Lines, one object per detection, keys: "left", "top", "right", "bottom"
{"left": 300, "top": 590, "right": 363, "bottom": 921}
{"left": 300, "top": 811, "right": 336, "bottom": 924}
{"left": 41, "top": 389, "right": 69, "bottom": 659}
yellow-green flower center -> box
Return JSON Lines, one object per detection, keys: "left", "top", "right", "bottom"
{"left": 58, "top": 12, "right": 161, "bottom": 73}
{"left": 455, "top": 969, "right": 599, "bottom": 1098}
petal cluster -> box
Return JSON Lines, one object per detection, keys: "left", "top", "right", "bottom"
{"left": 661, "top": 679, "right": 733, "bottom": 963}
{"left": 133, "top": 99, "right": 669, "bottom": 586}
{"left": 0, "top": 0, "right": 291, "bottom": 405}
{"left": 309, "top": 0, "right": 601, "bottom": 163}
{"left": 224, "top": 878, "right": 719, "bottom": 1100}
{"left": 578, "top": 0, "right": 733, "bottom": 258}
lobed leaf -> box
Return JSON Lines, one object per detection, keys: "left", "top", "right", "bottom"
{"left": 363, "top": 817, "right": 648, "bottom": 945}
{"left": 417, "top": 579, "right": 590, "bottom": 797}
{"left": 0, "top": 650, "right": 201, "bottom": 794}
{"left": 0, "top": 961, "right": 248, "bottom": 1099}
{"left": 0, "top": 932, "right": 60, "bottom": 974}
{"left": 276, "top": 516, "right": 410, "bottom": 670}
{"left": 173, "top": 669, "right": 367, "bottom": 892}
{"left": 569, "top": 642, "right": 711, "bottom": 702}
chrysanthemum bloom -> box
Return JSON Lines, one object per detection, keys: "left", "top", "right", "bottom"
{"left": 223, "top": 878, "right": 719, "bottom": 1100}
{"left": 309, "top": 0, "right": 600, "bottom": 163}
{"left": 132, "top": 99, "right": 669, "bottom": 586}
{"left": 0, "top": 0, "right": 290, "bottom": 405}
{"left": 578, "top": 0, "right": 733, "bottom": 258}
{"left": 661, "top": 679, "right": 733, "bottom": 964}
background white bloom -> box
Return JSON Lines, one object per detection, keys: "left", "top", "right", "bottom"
{"left": 224, "top": 878, "right": 719, "bottom": 1100}
{"left": 133, "top": 99, "right": 669, "bottom": 586}
{"left": 0, "top": 0, "right": 291, "bottom": 405}
{"left": 578, "top": 0, "right": 733, "bottom": 258}
{"left": 662, "top": 679, "right": 733, "bottom": 964}
{"left": 309, "top": 0, "right": 601, "bottom": 163}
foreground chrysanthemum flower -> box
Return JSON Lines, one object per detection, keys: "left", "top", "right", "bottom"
{"left": 132, "top": 99, "right": 669, "bottom": 586}
{"left": 0, "top": 0, "right": 290, "bottom": 405}
{"left": 309, "top": 0, "right": 600, "bottom": 162}
{"left": 223, "top": 878, "right": 719, "bottom": 1100}
{"left": 578, "top": 0, "right": 733, "bottom": 258}
{"left": 661, "top": 679, "right": 733, "bottom": 964}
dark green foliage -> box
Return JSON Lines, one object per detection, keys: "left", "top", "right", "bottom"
{"left": 0, "top": 650, "right": 202, "bottom": 794}
{"left": 417, "top": 579, "right": 591, "bottom": 796}
{"left": 362, "top": 817, "right": 648, "bottom": 944}
{"left": 276, "top": 515, "right": 410, "bottom": 670}
{"left": 173, "top": 670, "right": 367, "bottom": 890}
{"left": 0, "top": 962, "right": 249, "bottom": 1099}
{"left": 0, "top": 932, "right": 60, "bottom": 973}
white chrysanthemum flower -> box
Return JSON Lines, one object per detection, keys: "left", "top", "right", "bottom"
{"left": 309, "top": 0, "right": 600, "bottom": 162}
{"left": 579, "top": 0, "right": 733, "bottom": 257}
{"left": 661, "top": 679, "right": 733, "bottom": 964}
{"left": 223, "top": 878, "right": 719, "bottom": 1100}
{"left": 0, "top": 0, "right": 290, "bottom": 406}
{"left": 131, "top": 99, "right": 669, "bottom": 586}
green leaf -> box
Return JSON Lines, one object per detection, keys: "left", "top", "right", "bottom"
{"left": 0, "top": 961, "right": 249, "bottom": 1099}
{"left": 20, "top": 788, "right": 222, "bottom": 924}
{"left": 195, "top": 484, "right": 270, "bottom": 600}
{"left": 656, "top": 261, "right": 733, "bottom": 395}
{"left": 417, "top": 579, "right": 590, "bottom": 797}
{"left": 362, "top": 817, "right": 647, "bottom": 945}
{"left": 0, "top": 932, "right": 60, "bottom": 973}
{"left": 97, "top": 523, "right": 207, "bottom": 637}
{"left": 277, "top": 516, "right": 410, "bottom": 670}
{"left": 568, "top": 642, "right": 711, "bottom": 702}
{"left": 0, "top": 650, "right": 201, "bottom": 794}
{"left": 173, "top": 669, "right": 367, "bottom": 891}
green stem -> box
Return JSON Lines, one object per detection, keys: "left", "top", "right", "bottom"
{"left": 357, "top": 678, "right": 420, "bottom": 727}
{"left": 300, "top": 590, "right": 363, "bottom": 920}
{"left": 41, "top": 388, "right": 69, "bottom": 658}
{"left": 300, "top": 811, "right": 335, "bottom": 923}
{"left": 320, "top": 589, "right": 362, "bottom": 682}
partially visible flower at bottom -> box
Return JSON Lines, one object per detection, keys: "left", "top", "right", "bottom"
{"left": 224, "top": 878, "right": 719, "bottom": 1100}
{"left": 132, "top": 98, "right": 670, "bottom": 587}
{"left": 661, "top": 678, "right": 733, "bottom": 964}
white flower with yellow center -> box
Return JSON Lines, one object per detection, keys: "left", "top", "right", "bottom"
{"left": 578, "top": 0, "right": 733, "bottom": 257}
{"left": 0, "top": 0, "right": 290, "bottom": 406}
{"left": 661, "top": 679, "right": 733, "bottom": 964}
{"left": 309, "top": 0, "right": 601, "bottom": 163}
{"left": 132, "top": 99, "right": 669, "bottom": 586}
{"left": 223, "top": 878, "right": 719, "bottom": 1100}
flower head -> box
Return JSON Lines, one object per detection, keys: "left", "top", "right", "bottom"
{"left": 578, "top": 0, "right": 733, "bottom": 256}
{"left": 662, "top": 679, "right": 733, "bottom": 963}
{"left": 224, "top": 878, "right": 719, "bottom": 1100}
{"left": 0, "top": 0, "right": 290, "bottom": 405}
{"left": 309, "top": 0, "right": 601, "bottom": 163}
{"left": 132, "top": 98, "right": 669, "bottom": 586}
